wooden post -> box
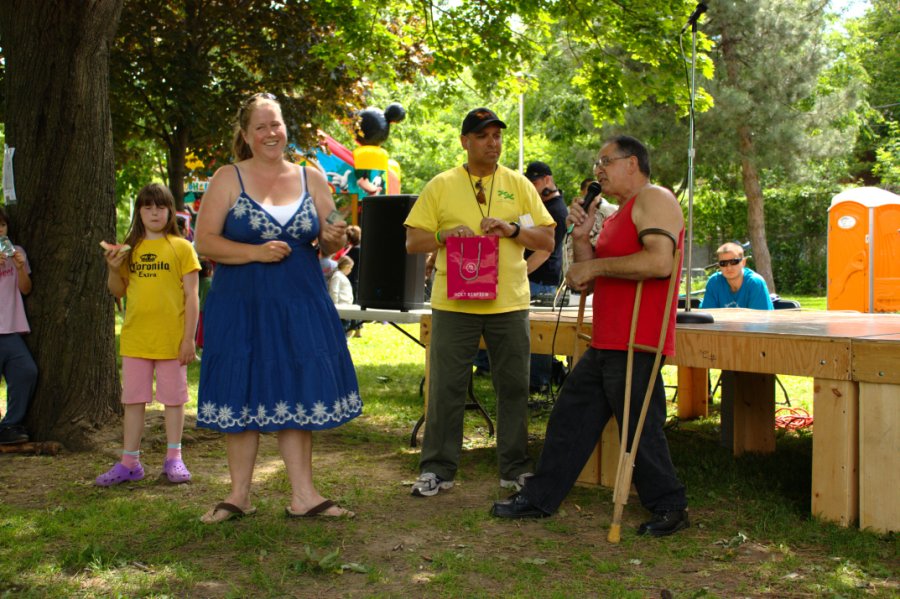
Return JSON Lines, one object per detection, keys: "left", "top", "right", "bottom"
{"left": 859, "top": 381, "right": 898, "bottom": 533}
{"left": 677, "top": 366, "right": 709, "bottom": 419}
{"left": 731, "top": 372, "right": 776, "bottom": 455}
{"left": 811, "top": 378, "right": 858, "bottom": 527}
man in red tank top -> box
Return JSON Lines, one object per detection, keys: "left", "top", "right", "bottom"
{"left": 492, "top": 136, "right": 690, "bottom": 538}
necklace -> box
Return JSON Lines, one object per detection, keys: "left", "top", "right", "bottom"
{"left": 464, "top": 164, "right": 496, "bottom": 218}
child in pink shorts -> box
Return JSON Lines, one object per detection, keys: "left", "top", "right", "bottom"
{"left": 95, "top": 183, "right": 200, "bottom": 486}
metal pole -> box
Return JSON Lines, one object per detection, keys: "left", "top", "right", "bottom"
{"left": 684, "top": 18, "right": 698, "bottom": 312}
{"left": 518, "top": 92, "right": 524, "bottom": 172}
{"left": 676, "top": 3, "right": 713, "bottom": 324}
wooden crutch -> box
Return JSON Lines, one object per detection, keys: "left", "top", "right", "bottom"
{"left": 607, "top": 249, "right": 681, "bottom": 544}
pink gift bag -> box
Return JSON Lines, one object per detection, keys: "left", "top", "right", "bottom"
{"left": 445, "top": 235, "right": 499, "bottom": 300}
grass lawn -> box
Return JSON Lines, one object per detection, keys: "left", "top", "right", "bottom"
{"left": 0, "top": 300, "right": 897, "bottom": 598}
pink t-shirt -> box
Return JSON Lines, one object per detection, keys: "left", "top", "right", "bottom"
{"left": 0, "top": 245, "right": 31, "bottom": 334}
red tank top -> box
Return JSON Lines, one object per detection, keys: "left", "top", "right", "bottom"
{"left": 591, "top": 195, "right": 684, "bottom": 356}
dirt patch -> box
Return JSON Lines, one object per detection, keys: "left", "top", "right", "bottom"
{"left": 1, "top": 410, "right": 897, "bottom": 598}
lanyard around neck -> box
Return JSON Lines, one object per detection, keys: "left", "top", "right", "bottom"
{"left": 464, "top": 164, "right": 495, "bottom": 218}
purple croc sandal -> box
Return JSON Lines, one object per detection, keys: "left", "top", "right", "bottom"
{"left": 162, "top": 458, "right": 192, "bottom": 484}
{"left": 95, "top": 462, "right": 145, "bottom": 487}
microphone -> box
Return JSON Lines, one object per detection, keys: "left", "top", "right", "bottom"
{"left": 681, "top": 1, "right": 708, "bottom": 33}
{"left": 581, "top": 181, "right": 602, "bottom": 211}
{"left": 567, "top": 181, "right": 603, "bottom": 234}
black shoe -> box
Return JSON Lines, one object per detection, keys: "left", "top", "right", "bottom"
{"left": 474, "top": 367, "right": 490, "bottom": 377}
{"left": 490, "top": 493, "right": 550, "bottom": 519}
{"left": 0, "top": 426, "right": 29, "bottom": 445}
{"left": 637, "top": 509, "right": 690, "bottom": 537}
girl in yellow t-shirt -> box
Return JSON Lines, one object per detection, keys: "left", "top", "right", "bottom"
{"left": 95, "top": 183, "right": 200, "bottom": 486}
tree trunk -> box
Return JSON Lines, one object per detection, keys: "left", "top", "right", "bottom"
{"left": 737, "top": 125, "right": 776, "bottom": 292}
{"left": 0, "top": 0, "right": 124, "bottom": 450}
{"left": 166, "top": 126, "right": 189, "bottom": 210}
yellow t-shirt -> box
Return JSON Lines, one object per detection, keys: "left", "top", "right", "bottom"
{"left": 120, "top": 235, "right": 200, "bottom": 359}
{"left": 405, "top": 165, "right": 554, "bottom": 314}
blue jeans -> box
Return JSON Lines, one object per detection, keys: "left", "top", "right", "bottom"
{"left": 522, "top": 348, "right": 686, "bottom": 514}
{"left": 0, "top": 333, "right": 37, "bottom": 427}
{"left": 529, "top": 281, "right": 557, "bottom": 387}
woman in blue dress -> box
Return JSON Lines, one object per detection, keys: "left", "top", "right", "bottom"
{"left": 195, "top": 93, "right": 361, "bottom": 522}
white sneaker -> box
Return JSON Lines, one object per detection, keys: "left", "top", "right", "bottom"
{"left": 411, "top": 472, "right": 453, "bottom": 497}
{"left": 500, "top": 472, "right": 533, "bottom": 491}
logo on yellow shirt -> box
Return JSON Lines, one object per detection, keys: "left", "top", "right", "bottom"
{"left": 497, "top": 190, "right": 514, "bottom": 202}
{"left": 130, "top": 252, "right": 171, "bottom": 278}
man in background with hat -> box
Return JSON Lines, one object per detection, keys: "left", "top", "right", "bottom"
{"left": 404, "top": 107, "right": 556, "bottom": 497}
{"left": 523, "top": 160, "right": 570, "bottom": 393}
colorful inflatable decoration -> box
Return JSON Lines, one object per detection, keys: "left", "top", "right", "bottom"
{"left": 352, "top": 103, "right": 406, "bottom": 196}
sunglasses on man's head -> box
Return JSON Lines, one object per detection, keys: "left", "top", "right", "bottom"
{"left": 718, "top": 258, "right": 743, "bottom": 267}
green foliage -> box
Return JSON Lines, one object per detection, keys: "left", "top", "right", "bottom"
{"left": 105, "top": 1, "right": 715, "bottom": 203}
{"left": 291, "top": 545, "right": 368, "bottom": 575}
{"left": 872, "top": 120, "right": 900, "bottom": 188}
{"left": 691, "top": 185, "right": 748, "bottom": 251}
{"left": 698, "top": 0, "right": 856, "bottom": 177}
{"left": 835, "top": 0, "right": 899, "bottom": 186}
{"left": 691, "top": 183, "right": 834, "bottom": 294}
{"left": 858, "top": 0, "right": 899, "bottom": 121}
{"left": 763, "top": 185, "right": 833, "bottom": 294}
{"left": 109, "top": 0, "right": 430, "bottom": 198}
{"left": 114, "top": 136, "right": 167, "bottom": 238}
{"left": 556, "top": 0, "right": 714, "bottom": 124}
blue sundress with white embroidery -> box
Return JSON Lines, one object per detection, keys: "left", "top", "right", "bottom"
{"left": 197, "top": 165, "right": 361, "bottom": 433}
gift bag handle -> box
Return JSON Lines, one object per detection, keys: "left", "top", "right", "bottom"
{"left": 458, "top": 240, "right": 483, "bottom": 281}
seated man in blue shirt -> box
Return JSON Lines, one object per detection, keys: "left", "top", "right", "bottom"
{"left": 700, "top": 242, "right": 773, "bottom": 310}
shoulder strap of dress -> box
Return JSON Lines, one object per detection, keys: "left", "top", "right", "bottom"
{"left": 300, "top": 165, "right": 308, "bottom": 196}
{"left": 232, "top": 164, "right": 246, "bottom": 194}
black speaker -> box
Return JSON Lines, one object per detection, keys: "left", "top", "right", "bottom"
{"left": 358, "top": 194, "right": 425, "bottom": 311}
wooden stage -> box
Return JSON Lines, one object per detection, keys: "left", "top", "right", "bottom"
{"left": 418, "top": 308, "right": 900, "bottom": 533}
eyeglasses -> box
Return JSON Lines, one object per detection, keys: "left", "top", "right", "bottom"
{"left": 243, "top": 92, "right": 276, "bottom": 106}
{"left": 239, "top": 92, "right": 277, "bottom": 119}
{"left": 593, "top": 155, "right": 631, "bottom": 169}
{"left": 474, "top": 180, "right": 487, "bottom": 204}
{"left": 718, "top": 258, "right": 743, "bottom": 267}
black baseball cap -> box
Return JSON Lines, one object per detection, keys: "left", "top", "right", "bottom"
{"left": 461, "top": 107, "right": 508, "bottom": 135}
{"left": 524, "top": 161, "right": 553, "bottom": 181}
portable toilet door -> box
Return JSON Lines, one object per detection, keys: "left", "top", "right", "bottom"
{"left": 827, "top": 187, "right": 900, "bottom": 313}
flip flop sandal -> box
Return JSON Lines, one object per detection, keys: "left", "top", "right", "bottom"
{"left": 200, "top": 502, "right": 257, "bottom": 524}
{"left": 94, "top": 462, "right": 145, "bottom": 487}
{"left": 285, "top": 499, "right": 355, "bottom": 519}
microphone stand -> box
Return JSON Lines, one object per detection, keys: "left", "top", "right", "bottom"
{"left": 677, "top": 1, "right": 714, "bottom": 325}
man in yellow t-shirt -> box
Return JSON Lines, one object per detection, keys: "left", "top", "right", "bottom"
{"left": 404, "top": 107, "right": 555, "bottom": 497}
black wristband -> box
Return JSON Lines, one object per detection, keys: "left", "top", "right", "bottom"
{"left": 509, "top": 221, "right": 521, "bottom": 238}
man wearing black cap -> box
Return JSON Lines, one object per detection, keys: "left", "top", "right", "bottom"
{"left": 523, "top": 161, "right": 570, "bottom": 393}
{"left": 404, "top": 108, "right": 556, "bottom": 497}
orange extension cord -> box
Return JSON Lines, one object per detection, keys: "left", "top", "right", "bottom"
{"left": 775, "top": 407, "right": 814, "bottom": 430}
